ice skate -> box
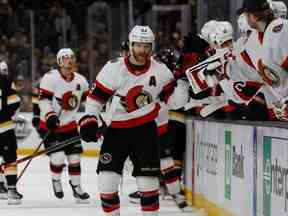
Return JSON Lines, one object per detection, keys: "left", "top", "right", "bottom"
{"left": 52, "top": 179, "right": 64, "bottom": 199}
{"left": 69, "top": 180, "right": 90, "bottom": 203}
{"left": 172, "top": 193, "right": 188, "bottom": 210}
{"left": 128, "top": 191, "right": 141, "bottom": 204}
{"left": 7, "top": 187, "right": 22, "bottom": 205}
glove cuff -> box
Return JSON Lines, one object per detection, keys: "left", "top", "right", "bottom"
{"left": 79, "top": 115, "right": 98, "bottom": 127}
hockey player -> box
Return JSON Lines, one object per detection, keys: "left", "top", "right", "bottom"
{"left": 129, "top": 102, "right": 188, "bottom": 209}
{"left": 38, "top": 48, "right": 90, "bottom": 201}
{"left": 235, "top": 0, "right": 288, "bottom": 120}
{"left": 0, "top": 61, "right": 22, "bottom": 204}
{"left": 79, "top": 25, "right": 189, "bottom": 216}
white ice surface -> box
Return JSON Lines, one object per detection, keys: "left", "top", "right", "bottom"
{"left": 0, "top": 156, "right": 205, "bottom": 216}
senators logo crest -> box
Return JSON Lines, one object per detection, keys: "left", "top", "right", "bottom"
{"left": 62, "top": 91, "right": 79, "bottom": 110}
{"left": 125, "top": 86, "right": 153, "bottom": 112}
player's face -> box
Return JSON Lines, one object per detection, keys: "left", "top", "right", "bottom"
{"left": 60, "top": 56, "right": 75, "bottom": 78}
{"left": 131, "top": 42, "right": 152, "bottom": 65}
{"left": 245, "top": 13, "right": 257, "bottom": 29}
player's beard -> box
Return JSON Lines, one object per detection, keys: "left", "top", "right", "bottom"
{"left": 131, "top": 49, "right": 150, "bottom": 65}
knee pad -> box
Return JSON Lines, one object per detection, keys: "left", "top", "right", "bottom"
{"left": 160, "top": 157, "right": 175, "bottom": 172}
{"left": 136, "top": 176, "right": 159, "bottom": 192}
{"left": 50, "top": 151, "right": 65, "bottom": 165}
{"left": 98, "top": 171, "right": 121, "bottom": 193}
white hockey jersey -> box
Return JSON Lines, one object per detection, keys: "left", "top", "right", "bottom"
{"left": 85, "top": 57, "right": 189, "bottom": 128}
{"left": 261, "top": 18, "right": 288, "bottom": 99}
{"left": 39, "top": 69, "right": 89, "bottom": 133}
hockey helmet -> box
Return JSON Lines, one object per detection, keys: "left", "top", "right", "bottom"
{"left": 214, "top": 21, "right": 234, "bottom": 46}
{"left": 270, "top": 1, "right": 287, "bottom": 18}
{"left": 129, "top": 25, "right": 155, "bottom": 51}
{"left": 56, "top": 48, "right": 76, "bottom": 67}
{"left": 237, "top": 13, "right": 252, "bottom": 35}
{"left": 200, "top": 20, "right": 218, "bottom": 45}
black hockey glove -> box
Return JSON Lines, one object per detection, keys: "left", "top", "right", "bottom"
{"left": 46, "top": 114, "right": 60, "bottom": 131}
{"left": 79, "top": 115, "right": 99, "bottom": 142}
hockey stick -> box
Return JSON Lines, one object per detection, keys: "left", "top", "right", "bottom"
{"left": 16, "top": 131, "right": 52, "bottom": 183}
{"left": 0, "top": 135, "right": 81, "bottom": 172}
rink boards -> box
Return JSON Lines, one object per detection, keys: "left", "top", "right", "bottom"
{"left": 15, "top": 113, "right": 288, "bottom": 216}
{"left": 185, "top": 119, "right": 288, "bottom": 216}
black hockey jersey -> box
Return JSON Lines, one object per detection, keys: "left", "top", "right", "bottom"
{"left": 0, "top": 75, "right": 21, "bottom": 133}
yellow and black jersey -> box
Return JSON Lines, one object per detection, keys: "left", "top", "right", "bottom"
{"left": 0, "top": 75, "right": 21, "bottom": 132}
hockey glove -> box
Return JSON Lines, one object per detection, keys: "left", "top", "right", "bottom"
{"left": 32, "top": 116, "right": 40, "bottom": 129}
{"left": 79, "top": 115, "right": 99, "bottom": 142}
{"left": 46, "top": 114, "right": 60, "bottom": 131}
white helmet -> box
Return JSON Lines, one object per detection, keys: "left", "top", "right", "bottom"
{"left": 129, "top": 25, "right": 155, "bottom": 50}
{"left": 0, "top": 61, "right": 8, "bottom": 76}
{"left": 237, "top": 13, "right": 252, "bottom": 35}
{"left": 214, "top": 21, "right": 233, "bottom": 46}
{"left": 270, "top": 1, "right": 287, "bottom": 18}
{"left": 200, "top": 20, "right": 218, "bottom": 44}
{"left": 56, "top": 48, "right": 76, "bottom": 67}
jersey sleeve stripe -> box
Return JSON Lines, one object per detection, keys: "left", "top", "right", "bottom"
{"left": 281, "top": 56, "right": 288, "bottom": 70}
{"left": 240, "top": 50, "right": 256, "bottom": 70}
{"left": 39, "top": 88, "right": 54, "bottom": 100}
{"left": 159, "top": 80, "right": 176, "bottom": 103}
{"left": 89, "top": 86, "right": 113, "bottom": 104}
{"left": 95, "top": 80, "right": 114, "bottom": 95}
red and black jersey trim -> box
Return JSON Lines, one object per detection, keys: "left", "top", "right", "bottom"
{"left": 281, "top": 56, "right": 288, "bottom": 71}
{"left": 159, "top": 80, "right": 176, "bottom": 103}
{"left": 88, "top": 80, "right": 114, "bottom": 104}
{"left": 81, "top": 90, "right": 89, "bottom": 102}
{"left": 124, "top": 57, "right": 151, "bottom": 76}
{"left": 39, "top": 88, "right": 54, "bottom": 100}
{"left": 240, "top": 50, "right": 256, "bottom": 70}
{"left": 40, "top": 120, "right": 78, "bottom": 133}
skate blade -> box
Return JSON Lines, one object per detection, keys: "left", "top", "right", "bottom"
{"left": 75, "top": 198, "right": 90, "bottom": 204}
{"left": 161, "top": 195, "right": 173, "bottom": 200}
{"left": 7, "top": 199, "right": 22, "bottom": 205}
{"left": 179, "top": 206, "right": 198, "bottom": 212}
{"left": 0, "top": 194, "right": 8, "bottom": 200}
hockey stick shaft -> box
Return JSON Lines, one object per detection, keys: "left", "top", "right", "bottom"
{"left": 1, "top": 135, "right": 80, "bottom": 171}
{"left": 16, "top": 131, "right": 52, "bottom": 183}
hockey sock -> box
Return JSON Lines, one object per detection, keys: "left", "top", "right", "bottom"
{"left": 136, "top": 176, "right": 159, "bottom": 216}
{"left": 160, "top": 157, "right": 180, "bottom": 195}
{"left": 50, "top": 152, "right": 65, "bottom": 180}
{"left": 4, "top": 164, "right": 17, "bottom": 186}
{"left": 67, "top": 154, "right": 81, "bottom": 186}
{"left": 98, "top": 171, "right": 121, "bottom": 215}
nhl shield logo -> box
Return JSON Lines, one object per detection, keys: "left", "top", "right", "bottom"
{"left": 273, "top": 24, "right": 283, "bottom": 33}
{"left": 99, "top": 153, "right": 112, "bottom": 164}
